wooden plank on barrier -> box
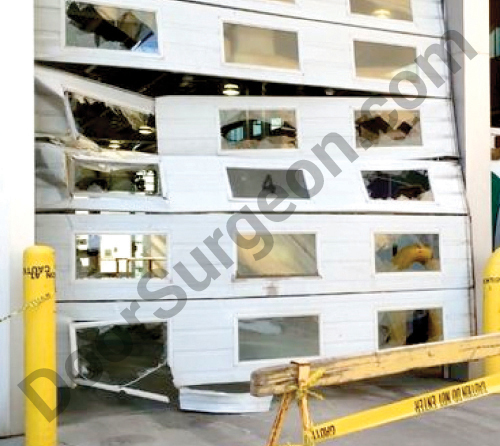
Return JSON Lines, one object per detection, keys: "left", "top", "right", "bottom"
{"left": 251, "top": 333, "right": 500, "bottom": 396}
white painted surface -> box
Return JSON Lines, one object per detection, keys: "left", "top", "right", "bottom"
{"left": 179, "top": 387, "right": 272, "bottom": 413}
{"left": 157, "top": 96, "right": 457, "bottom": 159}
{"left": 36, "top": 143, "right": 467, "bottom": 214}
{"left": 36, "top": 213, "right": 472, "bottom": 301}
{"left": 55, "top": 288, "right": 471, "bottom": 386}
{"left": 179, "top": 0, "right": 445, "bottom": 37}
{"left": 35, "top": 0, "right": 450, "bottom": 96}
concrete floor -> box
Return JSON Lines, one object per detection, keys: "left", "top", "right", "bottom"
{"left": 2, "top": 374, "right": 500, "bottom": 446}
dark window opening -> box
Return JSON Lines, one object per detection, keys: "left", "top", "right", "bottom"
{"left": 67, "top": 92, "right": 157, "bottom": 153}
{"left": 362, "top": 170, "right": 433, "bottom": 201}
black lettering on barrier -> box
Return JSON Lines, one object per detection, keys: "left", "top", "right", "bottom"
{"left": 415, "top": 381, "right": 489, "bottom": 414}
{"left": 312, "top": 424, "right": 336, "bottom": 441}
{"left": 23, "top": 265, "right": 56, "bottom": 280}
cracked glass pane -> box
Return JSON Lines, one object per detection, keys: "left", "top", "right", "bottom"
{"left": 66, "top": 91, "right": 157, "bottom": 153}
{"left": 378, "top": 309, "right": 443, "bottom": 350}
{"left": 375, "top": 233, "right": 440, "bottom": 273}
{"left": 362, "top": 170, "right": 433, "bottom": 201}
{"left": 238, "top": 316, "right": 319, "bottom": 361}
{"left": 66, "top": 1, "right": 159, "bottom": 53}
{"left": 355, "top": 110, "right": 421, "bottom": 147}
{"left": 75, "top": 322, "right": 173, "bottom": 397}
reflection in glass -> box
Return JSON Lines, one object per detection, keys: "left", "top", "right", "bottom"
{"left": 66, "top": 1, "right": 158, "bottom": 53}
{"left": 375, "top": 233, "right": 440, "bottom": 273}
{"left": 220, "top": 109, "right": 297, "bottom": 150}
{"left": 354, "top": 41, "right": 418, "bottom": 81}
{"left": 351, "top": 0, "right": 413, "bottom": 22}
{"left": 355, "top": 110, "right": 421, "bottom": 147}
{"left": 362, "top": 170, "right": 433, "bottom": 201}
{"left": 237, "top": 234, "right": 317, "bottom": 278}
{"left": 67, "top": 92, "right": 157, "bottom": 153}
{"left": 227, "top": 168, "right": 309, "bottom": 199}
{"left": 73, "top": 161, "right": 160, "bottom": 195}
{"left": 224, "top": 23, "right": 299, "bottom": 70}
{"left": 238, "top": 316, "right": 319, "bottom": 361}
{"left": 378, "top": 308, "right": 443, "bottom": 350}
{"left": 75, "top": 322, "right": 172, "bottom": 397}
{"left": 76, "top": 234, "right": 167, "bottom": 279}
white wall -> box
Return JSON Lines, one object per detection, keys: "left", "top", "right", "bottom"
{"left": 0, "top": 4, "right": 35, "bottom": 436}
{"left": 444, "top": 0, "right": 491, "bottom": 337}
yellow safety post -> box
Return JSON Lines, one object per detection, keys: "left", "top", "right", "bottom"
{"left": 23, "top": 245, "right": 57, "bottom": 446}
{"left": 484, "top": 248, "right": 500, "bottom": 375}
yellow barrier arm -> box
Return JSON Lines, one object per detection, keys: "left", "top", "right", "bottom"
{"left": 310, "top": 373, "right": 500, "bottom": 443}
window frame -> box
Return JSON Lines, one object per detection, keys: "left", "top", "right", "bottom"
{"left": 352, "top": 39, "right": 420, "bottom": 84}
{"left": 220, "top": 20, "right": 303, "bottom": 73}
{"left": 374, "top": 305, "right": 445, "bottom": 352}
{"left": 69, "top": 319, "right": 172, "bottom": 402}
{"left": 234, "top": 312, "right": 323, "bottom": 365}
{"left": 225, "top": 166, "right": 311, "bottom": 202}
{"left": 371, "top": 230, "right": 442, "bottom": 276}
{"left": 61, "top": 0, "right": 163, "bottom": 58}
{"left": 72, "top": 231, "right": 170, "bottom": 282}
{"left": 232, "top": 231, "right": 321, "bottom": 281}
{"left": 218, "top": 106, "right": 301, "bottom": 154}
{"left": 347, "top": 0, "right": 414, "bottom": 23}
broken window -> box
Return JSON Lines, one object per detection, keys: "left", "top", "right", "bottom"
{"left": 72, "top": 160, "right": 161, "bottom": 196}
{"left": 227, "top": 168, "right": 309, "bottom": 199}
{"left": 355, "top": 110, "right": 421, "bottom": 147}
{"left": 66, "top": 92, "right": 157, "bottom": 153}
{"left": 237, "top": 234, "right": 318, "bottom": 278}
{"left": 238, "top": 316, "right": 320, "bottom": 361}
{"left": 75, "top": 234, "right": 167, "bottom": 279}
{"left": 71, "top": 321, "right": 172, "bottom": 402}
{"left": 224, "top": 23, "right": 300, "bottom": 70}
{"left": 362, "top": 170, "right": 433, "bottom": 201}
{"left": 350, "top": 0, "right": 413, "bottom": 21}
{"left": 65, "top": 2, "right": 159, "bottom": 53}
{"left": 378, "top": 308, "right": 443, "bottom": 350}
{"left": 354, "top": 41, "right": 418, "bottom": 81}
{"left": 220, "top": 109, "right": 297, "bottom": 150}
{"left": 374, "top": 233, "right": 440, "bottom": 273}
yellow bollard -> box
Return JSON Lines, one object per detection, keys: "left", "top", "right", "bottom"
{"left": 23, "top": 245, "right": 57, "bottom": 446}
{"left": 483, "top": 248, "right": 500, "bottom": 375}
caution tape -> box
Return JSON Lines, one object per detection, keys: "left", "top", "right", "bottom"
{"left": 309, "top": 373, "right": 500, "bottom": 444}
{"left": 0, "top": 293, "right": 52, "bottom": 324}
